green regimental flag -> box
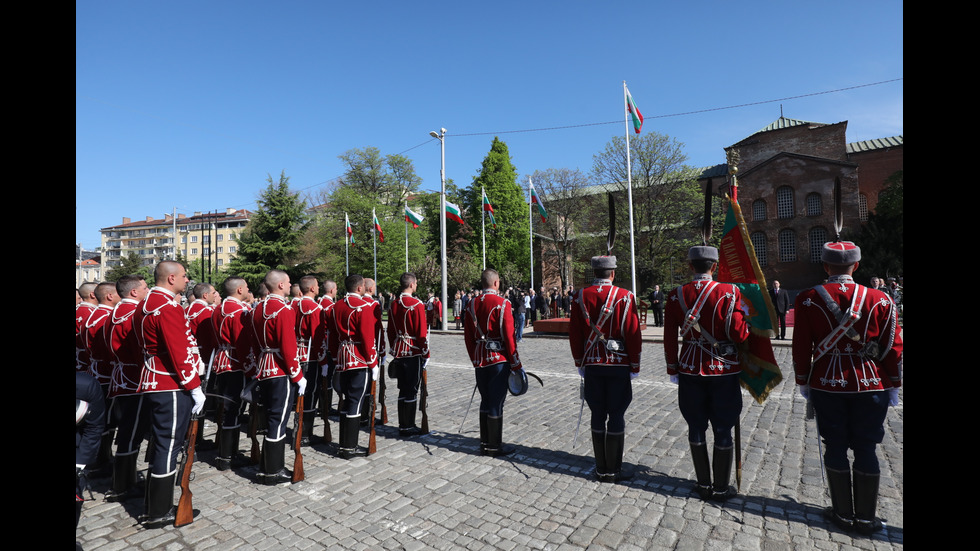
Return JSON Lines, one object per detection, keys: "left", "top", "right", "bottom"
{"left": 717, "top": 194, "right": 782, "bottom": 404}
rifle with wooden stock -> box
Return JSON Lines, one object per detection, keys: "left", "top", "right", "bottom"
{"left": 292, "top": 395, "right": 305, "bottom": 483}
{"left": 174, "top": 415, "right": 199, "bottom": 527}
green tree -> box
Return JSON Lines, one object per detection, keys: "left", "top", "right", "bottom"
{"left": 526, "top": 167, "right": 597, "bottom": 292}
{"left": 850, "top": 170, "right": 903, "bottom": 280}
{"left": 592, "top": 132, "right": 702, "bottom": 291}
{"left": 312, "top": 148, "right": 428, "bottom": 294}
{"left": 105, "top": 252, "right": 153, "bottom": 282}
{"left": 228, "top": 171, "right": 311, "bottom": 289}
{"left": 465, "top": 137, "right": 530, "bottom": 277}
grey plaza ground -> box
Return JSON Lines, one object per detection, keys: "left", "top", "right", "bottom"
{"left": 76, "top": 326, "right": 903, "bottom": 550}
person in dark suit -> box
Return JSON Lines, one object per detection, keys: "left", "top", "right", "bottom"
{"left": 769, "top": 280, "right": 790, "bottom": 339}
{"left": 647, "top": 285, "right": 665, "bottom": 327}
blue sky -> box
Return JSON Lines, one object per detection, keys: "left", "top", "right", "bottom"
{"left": 76, "top": 1, "right": 903, "bottom": 250}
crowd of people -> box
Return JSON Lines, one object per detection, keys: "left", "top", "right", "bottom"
{"left": 77, "top": 237, "right": 902, "bottom": 537}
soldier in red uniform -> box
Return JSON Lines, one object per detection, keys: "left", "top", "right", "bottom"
{"left": 569, "top": 256, "right": 642, "bottom": 482}
{"left": 76, "top": 282, "right": 99, "bottom": 372}
{"left": 247, "top": 269, "right": 306, "bottom": 484}
{"left": 793, "top": 241, "right": 903, "bottom": 535}
{"left": 327, "top": 274, "right": 379, "bottom": 458}
{"left": 386, "top": 272, "right": 429, "bottom": 436}
{"left": 211, "top": 276, "right": 251, "bottom": 470}
{"left": 186, "top": 283, "right": 218, "bottom": 369}
{"left": 314, "top": 280, "right": 339, "bottom": 420}
{"left": 362, "top": 278, "right": 386, "bottom": 425}
{"left": 103, "top": 275, "right": 149, "bottom": 502}
{"left": 464, "top": 269, "right": 523, "bottom": 457}
{"left": 664, "top": 246, "right": 751, "bottom": 501}
{"left": 294, "top": 275, "right": 322, "bottom": 444}
{"left": 133, "top": 261, "right": 206, "bottom": 527}
{"left": 84, "top": 282, "right": 120, "bottom": 473}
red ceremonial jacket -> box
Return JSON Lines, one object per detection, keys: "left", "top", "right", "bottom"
{"left": 313, "top": 295, "right": 335, "bottom": 367}
{"left": 387, "top": 293, "right": 429, "bottom": 359}
{"left": 569, "top": 280, "right": 642, "bottom": 371}
{"left": 294, "top": 296, "right": 322, "bottom": 363}
{"left": 363, "top": 294, "right": 385, "bottom": 360}
{"left": 327, "top": 293, "right": 378, "bottom": 371}
{"left": 134, "top": 287, "right": 203, "bottom": 393}
{"left": 211, "top": 297, "right": 249, "bottom": 374}
{"left": 464, "top": 290, "right": 521, "bottom": 370}
{"left": 84, "top": 304, "right": 115, "bottom": 384}
{"left": 247, "top": 294, "right": 302, "bottom": 382}
{"left": 664, "top": 275, "right": 750, "bottom": 377}
{"left": 186, "top": 299, "right": 216, "bottom": 367}
{"left": 76, "top": 303, "right": 98, "bottom": 372}
{"left": 792, "top": 275, "right": 903, "bottom": 393}
{"left": 107, "top": 299, "right": 142, "bottom": 398}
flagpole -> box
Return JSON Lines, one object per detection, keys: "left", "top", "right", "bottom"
{"left": 405, "top": 206, "right": 409, "bottom": 272}
{"left": 372, "top": 208, "right": 378, "bottom": 284}
{"left": 345, "top": 212, "right": 350, "bottom": 277}
{"left": 481, "top": 187, "right": 487, "bottom": 270}
{"left": 623, "top": 81, "right": 638, "bottom": 296}
{"left": 528, "top": 177, "right": 534, "bottom": 293}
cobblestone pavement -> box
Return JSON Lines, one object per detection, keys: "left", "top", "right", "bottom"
{"left": 76, "top": 332, "right": 903, "bottom": 550}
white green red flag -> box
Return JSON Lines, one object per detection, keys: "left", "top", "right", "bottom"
{"left": 482, "top": 188, "right": 497, "bottom": 228}
{"left": 405, "top": 205, "right": 424, "bottom": 228}
{"left": 373, "top": 211, "right": 384, "bottom": 242}
{"left": 718, "top": 194, "right": 782, "bottom": 404}
{"left": 626, "top": 86, "right": 643, "bottom": 134}
{"left": 345, "top": 213, "right": 355, "bottom": 245}
{"left": 445, "top": 200, "right": 464, "bottom": 225}
{"left": 529, "top": 179, "right": 548, "bottom": 222}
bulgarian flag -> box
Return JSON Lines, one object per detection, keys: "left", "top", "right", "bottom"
{"left": 482, "top": 188, "right": 497, "bottom": 228}
{"left": 405, "top": 205, "right": 424, "bottom": 228}
{"left": 626, "top": 86, "right": 643, "bottom": 134}
{"left": 373, "top": 210, "right": 384, "bottom": 243}
{"left": 445, "top": 200, "right": 465, "bottom": 225}
{"left": 717, "top": 193, "right": 782, "bottom": 404}
{"left": 529, "top": 179, "right": 548, "bottom": 222}
{"left": 345, "top": 213, "right": 355, "bottom": 245}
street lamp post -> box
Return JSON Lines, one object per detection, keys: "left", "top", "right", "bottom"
{"left": 429, "top": 127, "right": 448, "bottom": 331}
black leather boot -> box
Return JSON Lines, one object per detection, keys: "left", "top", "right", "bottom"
{"left": 690, "top": 442, "right": 712, "bottom": 500}
{"left": 301, "top": 411, "right": 316, "bottom": 446}
{"left": 711, "top": 445, "right": 737, "bottom": 501}
{"left": 261, "top": 438, "right": 292, "bottom": 485}
{"left": 398, "top": 400, "right": 421, "bottom": 437}
{"left": 338, "top": 416, "right": 366, "bottom": 459}
{"left": 824, "top": 467, "right": 855, "bottom": 530}
{"left": 484, "top": 416, "right": 514, "bottom": 457}
{"left": 605, "top": 432, "right": 631, "bottom": 483}
{"left": 141, "top": 473, "right": 177, "bottom": 528}
{"left": 479, "top": 412, "right": 489, "bottom": 455}
{"left": 105, "top": 452, "right": 139, "bottom": 502}
{"left": 216, "top": 427, "right": 239, "bottom": 471}
{"left": 592, "top": 430, "right": 609, "bottom": 482}
{"left": 852, "top": 470, "right": 883, "bottom": 535}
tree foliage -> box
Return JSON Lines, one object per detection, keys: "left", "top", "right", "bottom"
{"left": 228, "top": 171, "right": 311, "bottom": 289}
{"left": 105, "top": 252, "right": 153, "bottom": 282}
{"left": 850, "top": 170, "right": 903, "bottom": 280}
{"left": 311, "top": 148, "right": 428, "bottom": 294}
{"left": 464, "top": 137, "right": 530, "bottom": 278}
{"left": 527, "top": 167, "right": 597, "bottom": 291}
{"left": 592, "top": 132, "right": 702, "bottom": 291}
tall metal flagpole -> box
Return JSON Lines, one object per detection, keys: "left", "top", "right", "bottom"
{"left": 528, "top": 177, "right": 534, "bottom": 293}
{"left": 623, "top": 81, "right": 638, "bottom": 296}
{"left": 405, "top": 207, "right": 409, "bottom": 272}
{"left": 429, "top": 128, "right": 448, "bottom": 331}
{"left": 481, "top": 187, "right": 487, "bottom": 270}
{"left": 345, "top": 213, "right": 350, "bottom": 276}
{"left": 372, "top": 208, "right": 378, "bottom": 284}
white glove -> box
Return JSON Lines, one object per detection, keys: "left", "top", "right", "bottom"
{"left": 372, "top": 365, "right": 380, "bottom": 382}
{"left": 887, "top": 387, "right": 899, "bottom": 406}
{"left": 669, "top": 375, "right": 679, "bottom": 385}
{"left": 630, "top": 371, "right": 639, "bottom": 380}
{"left": 296, "top": 377, "right": 307, "bottom": 397}
{"left": 191, "top": 387, "right": 206, "bottom": 415}
{"left": 321, "top": 364, "right": 330, "bottom": 377}
{"left": 798, "top": 384, "right": 810, "bottom": 400}
{"left": 577, "top": 366, "right": 585, "bottom": 378}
